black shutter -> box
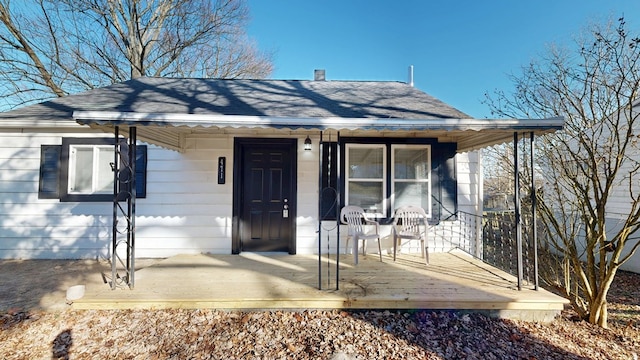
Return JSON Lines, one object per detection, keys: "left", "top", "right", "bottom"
{"left": 320, "top": 142, "right": 338, "bottom": 220}
{"left": 431, "top": 142, "right": 457, "bottom": 223}
{"left": 38, "top": 145, "right": 61, "bottom": 199}
{"left": 117, "top": 142, "right": 147, "bottom": 199}
{"left": 135, "top": 145, "right": 147, "bottom": 198}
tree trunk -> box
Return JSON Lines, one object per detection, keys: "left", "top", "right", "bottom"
{"left": 589, "top": 298, "right": 608, "bottom": 328}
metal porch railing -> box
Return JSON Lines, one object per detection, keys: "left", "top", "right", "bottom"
{"left": 481, "top": 211, "right": 537, "bottom": 287}
{"left": 429, "top": 210, "right": 538, "bottom": 289}
{"left": 428, "top": 211, "right": 481, "bottom": 257}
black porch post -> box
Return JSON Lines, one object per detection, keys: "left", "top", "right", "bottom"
{"left": 110, "top": 126, "right": 137, "bottom": 290}
{"left": 318, "top": 132, "right": 323, "bottom": 290}
{"left": 530, "top": 132, "right": 539, "bottom": 290}
{"left": 335, "top": 131, "right": 341, "bottom": 291}
{"left": 111, "top": 127, "right": 119, "bottom": 290}
{"left": 514, "top": 132, "right": 523, "bottom": 290}
{"left": 129, "top": 126, "right": 137, "bottom": 288}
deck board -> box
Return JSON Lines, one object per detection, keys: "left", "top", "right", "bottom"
{"left": 73, "top": 250, "right": 568, "bottom": 320}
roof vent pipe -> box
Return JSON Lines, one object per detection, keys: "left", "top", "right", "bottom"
{"left": 314, "top": 69, "right": 326, "bottom": 81}
{"left": 408, "top": 65, "right": 414, "bottom": 87}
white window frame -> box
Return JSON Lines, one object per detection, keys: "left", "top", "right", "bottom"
{"left": 345, "top": 143, "right": 387, "bottom": 218}
{"left": 67, "top": 144, "right": 114, "bottom": 195}
{"left": 391, "top": 144, "right": 432, "bottom": 218}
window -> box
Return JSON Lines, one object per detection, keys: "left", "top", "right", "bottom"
{"left": 341, "top": 140, "right": 441, "bottom": 220}
{"left": 38, "top": 138, "right": 147, "bottom": 202}
{"left": 67, "top": 144, "right": 114, "bottom": 195}
{"left": 345, "top": 144, "right": 387, "bottom": 217}
{"left": 392, "top": 145, "right": 431, "bottom": 216}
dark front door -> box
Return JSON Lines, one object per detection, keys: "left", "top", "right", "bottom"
{"left": 233, "top": 138, "right": 297, "bottom": 253}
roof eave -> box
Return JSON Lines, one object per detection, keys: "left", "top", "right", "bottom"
{"left": 73, "top": 111, "right": 564, "bottom": 152}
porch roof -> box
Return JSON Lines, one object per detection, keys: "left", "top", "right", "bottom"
{"left": 73, "top": 110, "right": 564, "bottom": 152}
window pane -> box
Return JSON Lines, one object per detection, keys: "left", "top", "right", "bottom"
{"left": 395, "top": 182, "right": 430, "bottom": 209}
{"left": 394, "top": 148, "right": 429, "bottom": 180}
{"left": 73, "top": 148, "right": 93, "bottom": 192}
{"left": 348, "top": 181, "right": 383, "bottom": 213}
{"left": 348, "top": 148, "right": 383, "bottom": 178}
{"left": 96, "top": 148, "right": 114, "bottom": 193}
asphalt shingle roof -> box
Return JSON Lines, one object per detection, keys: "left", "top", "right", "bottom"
{"left": 0, "top": 77, "right": 471, "bottom": 121}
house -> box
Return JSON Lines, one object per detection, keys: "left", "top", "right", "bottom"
{"left": 594, "top": 98, "right": 640, "bottom": 273}
{"left": 0, "top": 74, "right": 563, "bottom": 264}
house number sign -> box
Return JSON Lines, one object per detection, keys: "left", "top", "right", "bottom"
{"left": 218, "top": 157, "right": 225, "bottom": 184}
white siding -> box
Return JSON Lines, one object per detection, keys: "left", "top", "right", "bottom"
{"left": 456, "top": 151, "right": 481, "bottom": 215}
{"left": 429, "top": 151, "right": 482, "bottom": 256}
{"left": 0, "top": 130, "right": 482, "bottom": 260}
{"left": 604, "top": 104, "right": 640, "bottom": 272}
{"left": 606, "top": 157, "right": 640, "bottom": 218}
{"left": 296, "top": 135, "right": 321, "bottom": 254}
{"left": 134, "top": 135, "right": 233, "bottom": 257}
{"left": 0, "top": 130, "right": 117, "bottom": 259}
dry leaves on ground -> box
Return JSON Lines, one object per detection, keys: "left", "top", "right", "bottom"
{"left": 1, "top": 305, "right": 638, "bottom": 359}
{"left": 0, "top": 261, "right": 639, "bottom": 360}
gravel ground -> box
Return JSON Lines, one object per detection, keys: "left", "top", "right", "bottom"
{"left": 0, "top": 260, "right": 638, "bottom": 359}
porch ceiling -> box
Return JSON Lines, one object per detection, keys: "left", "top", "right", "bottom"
{"left": 73, "top": 111, "right": 564, "bottom": 152}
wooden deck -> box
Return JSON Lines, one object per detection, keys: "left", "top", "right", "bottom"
{"left": 73, "top": 250, "right": 568, "bottom": 321}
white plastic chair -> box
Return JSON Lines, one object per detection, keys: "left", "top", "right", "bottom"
{"left": 340, "top": 205, "right": 382, "bottom": 264}
{"left": 392, "top": 205, "right": 429, "bottom": 264}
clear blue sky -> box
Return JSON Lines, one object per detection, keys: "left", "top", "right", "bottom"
{"left": 246, "top": 0, "right": 640, "bottom": 119}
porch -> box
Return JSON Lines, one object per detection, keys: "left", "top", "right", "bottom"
{"left": 72, "top": 250, "right": 568, "bottom": 322}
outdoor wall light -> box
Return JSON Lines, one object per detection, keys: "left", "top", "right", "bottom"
{"left": 304, "top": 135, "right": 312, "bottom": 151}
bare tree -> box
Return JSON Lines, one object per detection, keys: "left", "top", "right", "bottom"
{"left": 0, "top": 0, "right": 273, "bottom": 108}
{"left": 484, "top": 17, "right": 640, "bottom": 328}
{"left": 482, "top": 144, "right": 515, "bottom": 210}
